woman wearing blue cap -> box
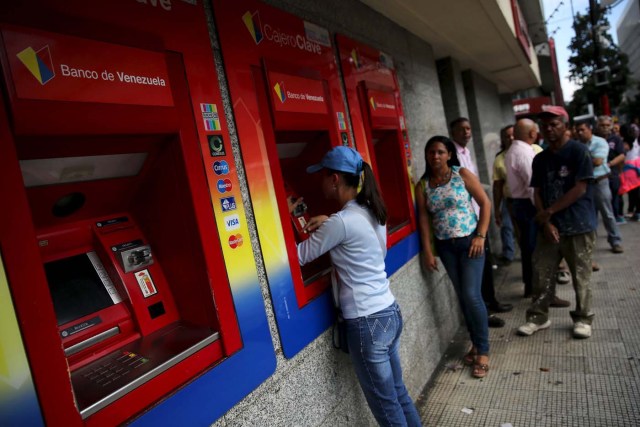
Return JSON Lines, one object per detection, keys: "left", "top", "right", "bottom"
{"left": 291, "top": 146, "right": 421, "bottom": 426}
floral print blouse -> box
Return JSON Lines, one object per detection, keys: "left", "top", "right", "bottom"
{"left": 423, "top": 166, "right": 477, "bottom": 240}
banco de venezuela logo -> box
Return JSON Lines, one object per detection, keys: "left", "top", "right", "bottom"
{"left": 369, "top": 97, "right": 377, "bottom": 111}
{"left": 242, "top": 10, "right": 263, "bottom": 44}
{"left": 17, "top": 45, "right": 55, "bottom": 85}
{"left": 273, "top": 82, "right": 286, "bottom": 103}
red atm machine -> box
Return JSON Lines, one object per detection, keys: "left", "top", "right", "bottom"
{"left": 336, "top": 35, "right": 417, "bottom": 247}
{"left": 0, "top": 5, "right": 242, "bottom": 425}
{"left": 214, "top": 0, "right": 352, "bottom": 309}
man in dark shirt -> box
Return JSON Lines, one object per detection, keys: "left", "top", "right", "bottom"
{"left": 517, "top": 106, "right": 596, "bottom": 339}
{"left": 596, "top": 115, "right": 626, "bottom": 223}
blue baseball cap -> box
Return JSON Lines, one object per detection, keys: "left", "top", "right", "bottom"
{"left": 306, "top": 146, "right": 364, "bottom": 175}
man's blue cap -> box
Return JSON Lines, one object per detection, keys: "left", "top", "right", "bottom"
{"left": 306, "top": 146, "right": 364, "bottom": 175}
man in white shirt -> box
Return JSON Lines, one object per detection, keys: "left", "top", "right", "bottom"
{"left": 450, "top": 117, "right": 512, "bottom": 325}
{"left": 505, "top": 119, "right": 541, "bottom": 298}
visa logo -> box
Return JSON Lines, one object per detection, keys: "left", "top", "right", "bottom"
{"left": 224, "top": 214, "right": 240, "bottom": 231}
{"left": 220, "top": 196, "right": 237, "bottom": 212}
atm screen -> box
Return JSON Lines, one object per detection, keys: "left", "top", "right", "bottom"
{"left": 45, "top": 253, "right": 116, "bottom": 326}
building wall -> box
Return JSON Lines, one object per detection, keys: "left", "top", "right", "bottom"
{"left": 204, "top": 0, "right": 511, "bottom": 425}
{"left": 206, "top": 1, "right": 458, "bottom": 425}
{"left": 617, "top": 0, "right": 640, "bottom": 100}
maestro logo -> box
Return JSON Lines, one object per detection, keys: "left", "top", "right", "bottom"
{"left": 213, "top": 160, "right": 230, "bottom": 175}
{"left": 228, "top": 233, "right": 244, "bottom": 249}
{"left": 17, "top": 45, "right": 55, "bottom": 85}
{"left": 220, "top": 196, "right": 237, "bottom": 212}
{"left": 273, "top": 82, "right": 286, "bottom": 103}
{"left": 242, "top": 10, "right": 264, "bottom": 44}
{"left": 369, "top": 97, "right": 377, "bottom": 110}
{"left": 217, "top": 178, "right": 232, "bottom": 193}
{"left": 350, "top": 48, "right": 361, "bottom": 69}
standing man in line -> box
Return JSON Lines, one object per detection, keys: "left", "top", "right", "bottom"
{"left": 493, "top": 125, "right": 516, "bottom": 266}
{"left": 505, "top": 119, "right": 570, "bottom": 306}
{"left": 596, "top": 115, "right": 626, "bottom": 224}
{"left": 517, "top": 106, "right": 596, "bottom": 339}
{"left": 450, "top": 118, "right": 512, "bottom": 328}
{"left": 576, "top": 121, "right": 624, "bottom": 254}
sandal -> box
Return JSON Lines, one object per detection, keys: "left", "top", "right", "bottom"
{"left": 463, "top": 348, "right": 477, "bottom": 366}
{"left": 472, "top": 356, "right": 489, "bottom": 379}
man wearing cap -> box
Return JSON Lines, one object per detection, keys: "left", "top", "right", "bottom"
{"left": 517, "top": 106, "right": 597, "bottom": 339}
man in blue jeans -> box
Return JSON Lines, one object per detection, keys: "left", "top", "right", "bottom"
{"left": 517, "top": 106, "right": 596, "bottom": 339}
{"left": 576, "top": 120, "right": 624, "bottom": 254}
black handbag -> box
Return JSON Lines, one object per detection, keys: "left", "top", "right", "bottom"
{"left": 332, "top": 310, "right": 349, "bottom": 353}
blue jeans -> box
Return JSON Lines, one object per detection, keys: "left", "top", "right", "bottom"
{"left": 435, "top": 236, "right": 489, "bottom": 355}
{"left": 594, "top": 177, "right": 622, "bottom": 246}
{"left": 345, "top": 302, "right": 421, "bottom": 427}
{"left": 499, "top": 200, "right": 515, "bottom": 260}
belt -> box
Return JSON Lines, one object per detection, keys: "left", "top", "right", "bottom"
{"left": 596, "top": 174, "right": 610, "bottom": 182}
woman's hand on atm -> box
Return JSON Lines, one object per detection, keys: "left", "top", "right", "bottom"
{"left": 304, "top": 215, "right": 329, "bottom": 233}
{"left": 287, "top": 196, "right": 304, "bottom": 213}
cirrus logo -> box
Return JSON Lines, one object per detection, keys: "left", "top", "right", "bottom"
{"left": 228, "top": 233, "right": 243, "bottom": 249}
{"left": 213, "top": 160, "right": 229, "bottom": 175}
{"left": 217, "top": 178, "right": 233, "bottom": 193}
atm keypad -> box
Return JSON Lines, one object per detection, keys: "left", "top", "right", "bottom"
{"left": 82, "top": 350, "right": 149, "bottom": 387}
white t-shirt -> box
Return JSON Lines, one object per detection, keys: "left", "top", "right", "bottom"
{"left": 297, "top": 200, "right": 394, "bottom": 319}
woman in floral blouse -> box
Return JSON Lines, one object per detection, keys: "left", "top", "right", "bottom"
{"left": 414, "top": 135, "right": 492, "bottom": 378}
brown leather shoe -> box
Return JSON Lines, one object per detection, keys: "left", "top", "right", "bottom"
{"left": 550, "top": 296, "right": 570, "bottom": 308}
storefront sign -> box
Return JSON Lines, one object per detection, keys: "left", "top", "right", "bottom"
{"left": 367, "top": 89, "right": 397, "bottom": 118}
{"left": 269, "top": 71, "right": 327, "bottom": 114}
{"left": 3, "top": 27, "right": 174, "bottom": 106}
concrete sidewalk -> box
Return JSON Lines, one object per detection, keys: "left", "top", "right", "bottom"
{"left": 416, "top": 220, "right": 640, "bottom": 426}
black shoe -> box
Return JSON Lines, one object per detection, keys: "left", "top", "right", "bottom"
{"left": 550, "top": 296, "right": 570, "bottom": 308}
{"left": 488, "top": 315, "right": 505, "bottom": 328}
{"left": 488, "top": 302, "right": 513, "bottom": 313}
{"left": 497, "top": 256, "right": 512, "bottom": 267}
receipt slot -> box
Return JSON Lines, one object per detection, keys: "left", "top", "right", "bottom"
{"left": 336, "top": 35, "right": 417, "bottom": 247}
{"left": 213, "top": 0, "right": 351, "bottom": 357}
{"left": 0, "top": 3, "right": 267, "bottom": 424}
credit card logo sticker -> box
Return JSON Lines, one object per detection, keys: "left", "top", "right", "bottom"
{"left": 228, "top": 234, "right": 244, "bottom": 249}
{"left": 221, "top": 196, "right": 237, "bottom": 212}
{"left": 213, "top": 160, "right": 230, "bottom": 175}
{"left": 217, "top": 179, "right": 233, "bottom": 193}
{"left": 224, "top": 214, "right": 240, "bottom": 231}
{"left": 201, "top": 103, "right": 220, "bottom": 131}
{"left": 208, "top": 135, "right": 226, "bottom": 157}
{"left": 17, "top": 45, "right": 55, "bottom": 85}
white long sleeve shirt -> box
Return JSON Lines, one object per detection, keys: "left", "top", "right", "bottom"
{"left": 297, "top": 200, "right": 394, "bottom": 319}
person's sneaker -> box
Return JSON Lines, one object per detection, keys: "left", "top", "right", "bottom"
{"left": 612, "top": 244, "right": 624, "bottom": 254}
{"left": 556, "top": 271, "right": 571, "bottom": 285}
{"left": 592, "top": 262, "right": 600, "bottom": 272}
{"left": 616, "top": 216, "right": 627, "bottom": 225}
{"left": 550, "top": 296, "right": 571, "bottom": 308}
{"left": 573, "top": 322, "right": 592, "bottom": 339}
{"left": 517, "top": 320, "right": 551, "bottom": 336}
{"left": 631, "top": 213, "right": 640, "bottom": 222}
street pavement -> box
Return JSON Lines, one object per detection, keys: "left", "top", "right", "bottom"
{"left": 416, "top": 218, "right": 640, "bottom": 426}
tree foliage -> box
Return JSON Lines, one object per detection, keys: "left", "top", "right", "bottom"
{"left": 566, "top": 7, "right": 631, "bottom": 115}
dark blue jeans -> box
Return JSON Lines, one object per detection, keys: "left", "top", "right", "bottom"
{"left": 511, "top": 198, "right": 538, "bottom": 296}
{"left": 435, "top": 235, "right": 489, "bottom": 354}
{"left": 345, "top": 302, "right": 421, "bottom": 427}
